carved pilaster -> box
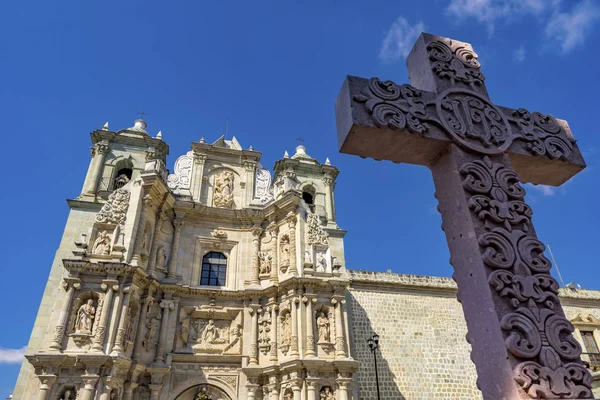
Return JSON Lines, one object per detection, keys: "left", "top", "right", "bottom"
{"left": 249, "top": 304, "right": 260, "bottom": 365}
{"left": 303, "top": 295, "right": 316, "bottom": 357}
{"left": 154, "top": 299, "right": 174, "bottom": 364}
{"left": 250, "top": 226, "right": 262, "bottom": 285}
{"left": 92, "top": 281, "right": 117, "bottom": 352}
{"left": 269, "top": 225, "right": 279, "bottom": 282}
{"left": 49, "top": 280, "right": 80, "bottom": 351}
{"left": 332, "top": 296, "right": 346, "bottom": 358}
{"left": 111, "top": 287, "right": 131, "bottom": 355}
{"left": 192, "top": 154, "right": 207, "bottom": 203}
{"left": 167, "top": 217, "right": 185, "bottom": 280}
{"left": 286, "top": 214, "right": 297, "bottom": 275}
{"left": 290, "top": 296, "right": 299, "bottom": 356}
{"left": 269, "top": 304, "right": 279, "bottom": 362}
{"left": 83, "top": 141, "right": 109, "bottom": 196}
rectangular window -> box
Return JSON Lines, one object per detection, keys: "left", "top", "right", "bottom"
{"left": 581, "top": 331, "right": 599, "bottom": 354}
{"left": 200, "top": 251, "right": 227, "bottom": 287}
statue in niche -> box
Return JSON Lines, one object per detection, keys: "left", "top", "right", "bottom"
{"left": 92, "top": 231, "right": 111, "bottom": 255}
{"left": 143, "top": 316, "right": 160, "bottom": 351}
{"left": 156, "top": 245, "right": 168, "bottom": 270}
{"left": 201, "top": 319, "right": 218, "bottom": 343}
{"left": 317, "top": 312, "right": 331, "bottom": 343}
{"left": 259, "top": 252, "right": 272, "bottom": 275}
{"left": 316, "top": 252, "right": 327, "bottom": 272}
{"left": 60, "top": 389, "right": 75, "bottom": 400}
{"left": 75, "top": 299, "right": 95, "bottom": 334}
{"left": 320, "top": 387, "right": 335, "bottom": 400}
{"left": 281, "top": 312, "right": 291, "bottom": 346}
{"left": 283, "top": 389, "right": 293, "bottom": 400}
{"left": 213, "top": 170, "right": 234, "bottom": 208}
{"left": 280, "top": 236, "right": 290, "bottom": 270}
{"left": 258, "top": 318, "right": 270, "bottom": 354}
{"left": 141, "top": 226, "right": 151, "bottom": 252}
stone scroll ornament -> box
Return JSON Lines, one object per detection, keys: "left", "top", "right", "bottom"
{"left": 336, "top": 33, "right": 591, "bottom": 399}
{"left": 95, "top": 189, "right": 131, "bottom": 225}
{"left": 167, "top": 151, "right": 193, "bottom": 192}
{"left": 254, "top": 163, "right": 275, "bottom": 204}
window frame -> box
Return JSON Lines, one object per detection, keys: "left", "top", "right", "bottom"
{"left": 200, "top": 251, "right": 228, "bottom": 287}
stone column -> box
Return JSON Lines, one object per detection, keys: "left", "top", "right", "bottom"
{"left": 36, "top": 374, "right": 56, "bottom": 400}
{"left": 149, "top": 384, "right": 163, "bottom": 400}
{"left": 269, "top": 304, "right": 278, "bottom": 362}
{"left": 192, "top": 154, "right": 207, "bottom": 203}
{"left": 249, "top": 304, "right": 259, "bottom": 365}
{"left": 98, "top": 378, "right": 115, "bottom": 400}
{"left": 82, "top": 141, "right": 109, "bottom": 195}
{"left": 286, "top": 215, "right": 297, "bottom": 274}
{"left": 322, "top": 175, "right": 336, "bottom": 225}
{"left": 291, "top": 375, "right": 302, "bottom": 400}
{"left": 246, "top": 384, "right": 259, "bottom": 400}
{"left": 332, "top": 297, "right": 346, "bottom": 358}
{"left": 133, "top": 290, "right": 154, "bottom": 361}
{"left": 49, "top": 280, "right": 80, "bottom": 351}
{"left": 111, "top": 287, "right": 131, "bottom": 355}
{"left": 79, "top": 374, "right": 99, "bottom": 400}
{"left": 303, "top": 296, "right": 316, "bottom": 357}
{"left": 290, "top": 296, "right": 299, "bottom": 357}
{"left": 267, "top": 376, "right": 280, "bottom": 400}
{"left": 167, "top": 218, "right": 185, "bottom": 280}
{"left": 132, "top": 195, "right": 153, "bottom": 267}
{"left": 147, "top": 211, "right": 167, "bottom": 275}
{"left": 122, "top": 382, "right": 139, "bottom": 400}
{"left": 269, "top": 225, "right": 279, "bottom": 282}
{"left": 250, "top": 226, "right": 262, "bottom": 285}
{"left": 154, "top": 299, "right": 174, "bottom": 364}
{"left": 92, "top": 281, "right": 117, "bottom": 352}
{"left": 306, "top": 379, "right": 319, "bottom": 400}
{"left": 242, "top": 161, "right": 257, "bottom": 206}
{"left": 336, "top": 374, "right": 351, "bottom": 400}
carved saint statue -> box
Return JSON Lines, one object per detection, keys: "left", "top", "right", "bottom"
{"left": 320, "top": 387, "right": 335, "bottom": 400}
{"left": 60, "top": 389, "right": 74, "bottom": 400}
{"left": 317, "top": 252, "right": 327, "bottom": 272}
{"left": 283, "top": 390, "right": 293, "bottom": 400}
{"left": 259, "top": 252, "right": 272, "bottom": 275}
{"left": 213, "top": 170, "right": 234, "bottom": 208}
{"left": 75, "top": 299, "right": 95, "bottom": 334}
{"left": 259, "top": 320, "right": 270, "bottom": 345}
{"left": 281, "top": 313, "right": 291, "bottom": 346}
{"left": 280, "top": 236, "right": 290, "bottom": 268}
{"left": 317, "top": 312, "right": 330, "bottom": 342}
{"left": 156, "top": 246, "right": 168, "bottom": 270}
{"left": 92, "top": 231, "right": 111, "bottom": 255}
{"left": 143, "top": 316, "right": 160, "bottom": 351}
{"left": 201, "top": 319, "right": 218, "bottom": 343}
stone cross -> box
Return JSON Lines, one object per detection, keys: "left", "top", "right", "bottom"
{"left": 335, "top": 33, "right": 592, "bottom": 399}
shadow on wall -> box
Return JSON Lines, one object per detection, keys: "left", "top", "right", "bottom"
{"left": 347, "top": 291, "right": 407, "bottom": 400}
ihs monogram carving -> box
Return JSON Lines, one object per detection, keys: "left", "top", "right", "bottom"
{"left": 460, "top": 156, "right": 592, "bottom": 398}
{"left": 167, "top": 151, "right": 193, "bottom": 191}
{"left": 306, "top": 213, "right": 329, "bottom": 246}
{"left": 95, "top": 189, "right": 130, "bottom": 225}
{"left": 427, "top": 40, "right": 485, "bottom": 89}
{"left": 353, "top": 77, "right": 576, "bottom": 159}
{"left": 213, "top": 170, "right": 234, "bottom": 208}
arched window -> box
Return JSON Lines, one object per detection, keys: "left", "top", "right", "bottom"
{"left": 302, "top": 191, "right": 314, "bottom": 205}
{"left": 113, "top": 168, "right": 132, "bottom": 189}
{"left": 200, "top": 252, "right": 227, "bottom": 286}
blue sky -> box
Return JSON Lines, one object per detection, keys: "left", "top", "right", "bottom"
{"left": 1, "top": 0, "right": 599, "bottom": 395}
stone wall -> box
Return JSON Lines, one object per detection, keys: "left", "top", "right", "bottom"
{"left": 347, "top": 270, "right": 600, "bottom": 400}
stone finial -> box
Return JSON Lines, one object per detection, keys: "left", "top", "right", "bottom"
{"left": 284, "top": 151, "right": 289, "bottom": 158}
{"left": 249, "top": 145, "right": 254, "bottom": 151}
{"left": 325, "top": 157, "right": 331, "bottom": 165}
{"left": 102, "top": 122, "right": 109, "bottom": 130}
{"left": 156, "top": 130, "right": 162, "bottom": 140}
{"left": 200, "top": 137, "right": 205, "bottom": 143}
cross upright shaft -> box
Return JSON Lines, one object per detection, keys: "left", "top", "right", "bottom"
{"left": 335, "top": 33, "right": 592, "bottom": 399}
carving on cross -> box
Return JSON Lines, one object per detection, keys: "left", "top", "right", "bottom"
{"left": 335, "top": 33, "right": 592, "bottom": 399}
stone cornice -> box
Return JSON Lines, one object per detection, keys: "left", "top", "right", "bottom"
{"left": 90, "top": 129, "right": 169, "bottom": 158}
{"left": 66, "top": 199, "right": 104, "bottom": 211}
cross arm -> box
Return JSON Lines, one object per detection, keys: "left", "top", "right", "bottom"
{"left": 335, "top": 75, "right": 585, "bottom": 186}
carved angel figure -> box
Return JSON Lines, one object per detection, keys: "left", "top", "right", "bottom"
{"left": 320, "top": 387, "right": 335, "bottom": 400}
{"left": 317, "top": 312, "right": 330, "bottom": 342}
{"left": 156, "top": 246, "right": 168, "bottom": 270}
{"left": 92, "top": 231, "right": 111, "bottom": 255}
{"left": 213, "top": 171, "right": 234, "bottom": 208}
{"left": 201, "top": 319, "right": 218, "bottom": 343}
{"left": 75, "top": 299, "right": 95, "bottom": 334}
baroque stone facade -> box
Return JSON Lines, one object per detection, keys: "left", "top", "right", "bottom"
{"left": 9, "top": 118, "right": 600, "bottom": 399}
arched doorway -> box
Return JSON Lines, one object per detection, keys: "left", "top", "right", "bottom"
{"left": 174, "top": 384, "right": 233, "bottom": 400}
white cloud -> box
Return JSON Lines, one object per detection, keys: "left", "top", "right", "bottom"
{"left": 545, "top": 0, "right": 600, "bottom": 53}
{"left": 526, "top": 183, "right": 557, "bottom": 196}
{"left": 0, "top": 347, "right": 26, "bottom": 364}
{"left": 446, "top": 0, "right": 550, "bottom": 33}
{"left": 513, "top": 45, "right": 525, "bottom": 62}
{"left": 379, "top": 17, "right": 425, "bottom": 63}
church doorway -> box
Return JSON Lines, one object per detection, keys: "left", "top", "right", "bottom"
{"left": 174, "top": 384, "right": 233, "bottom": 400}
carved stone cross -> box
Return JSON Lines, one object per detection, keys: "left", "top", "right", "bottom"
{"left": 335, "top": 33, "right": 592, "bottom": 399}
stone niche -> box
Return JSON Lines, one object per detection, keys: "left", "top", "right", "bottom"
{"left": 176, "top": 303, "right": 243, "bottom": 355}
{"left": 87, "top": 223, "right": 125, "bottom": 261}
{"left": 66, "top": 290, "right": 101, "bottom": 351}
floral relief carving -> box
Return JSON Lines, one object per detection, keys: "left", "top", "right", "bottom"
{"left": 213, "top": 170, "right": 234, "bottom": 208}
{"left": 460, "top": 156, "right": 592, "bottom": 398}
{"left": 95, "top": 189, "right": 130, "bottom": 225}
{"left": 427, "top": 40, "right": 485, "bottom": 88}
{"left": 307, "top": 213, "right": 329, "bottom": 246}
{"left": 354, "top": 77, "right": 428, "bottom": 133}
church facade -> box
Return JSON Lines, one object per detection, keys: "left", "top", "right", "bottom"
{"left": 11, "top": 120, "right": 600, "bottom": 399}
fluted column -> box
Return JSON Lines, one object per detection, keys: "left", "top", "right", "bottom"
{"left": 333, "top": 297, "right": 346, "bottom": 358}
{"left": 154, "top": 299, "right": 174, "bottom": 364}
{"left": 82, "top": 141, "right": 109, "bottom": 195}
{"left": 306, "top": 379, "right": 318, "bottom": 400}
{"left": 286, "top": 215, "right": 297, "bottom": 274}
{"left": 148, "top": 211, "right": 167, "bottom": 275}
{"left": 79, "top": 374, "right": 99, "bottom": 400}
{"left": 167, "top": 218, "right": 185, "bottom": 280}
{"left": 111, "top": 287, "right": 131, "bottom": 355}
{"left": 250, "top": 226, "right": 262, "bottom": 285}
{"left": 303, "top": 295, "right": 316, "bottom": 357}
{"left": 92, "top": 281, "right": 117, "bottom": 352}
{"left": 290, "top": 296, "right": 299, "bottom": 357}
{"left": 133, "top": 290, "right": 155, "bottom": 361}
{"left": 149, "top": 384, "right": 163, "bottom": 400}
{"left": 269, "top": 304, "right": 278, "bottom": 362}
{"left": 249, "top": 304, "right": 259, "bottom": 365}
{"left": 192, "top": 154, "right": 207, "bottom": 202}
{"left": 336, "top": 373, "right": 351, "bottom": 400}
{"left": 49, "top": 280, "right": 80, "bottom": 351}
{"left": 36, "top": 374, "right": 56, "bottom": 400}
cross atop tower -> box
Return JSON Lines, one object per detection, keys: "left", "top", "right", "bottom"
{"left": 138, "top": 110, "right": 148, "bottom": 119}
{"left": 335, "top": 32, "right": 591, "bottom": 399}
{"left": 296, "top": 137, "right": 305, "bottom": 145}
